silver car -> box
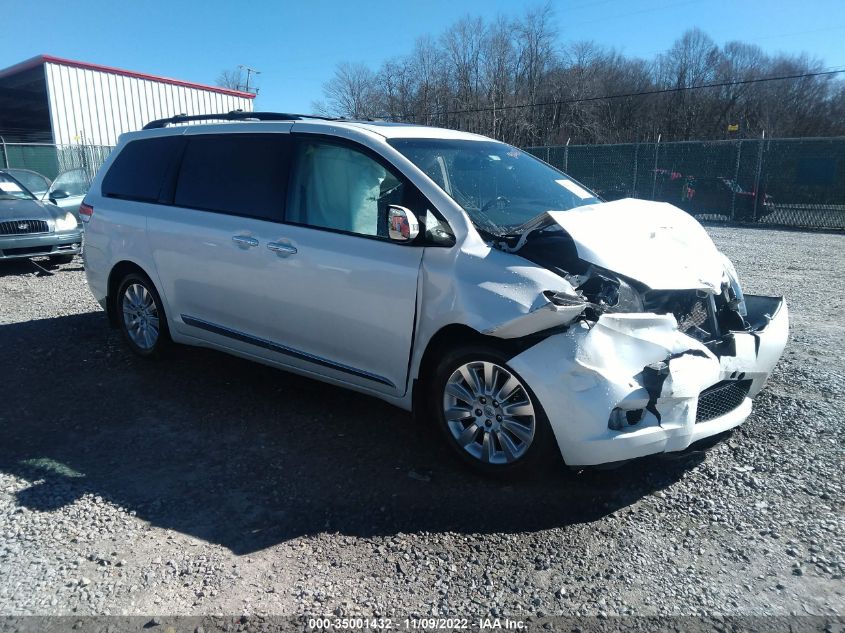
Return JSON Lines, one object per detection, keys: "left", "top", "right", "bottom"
{"left": 0, "top": 171, "right": 82, "bottom": 263}
{"left": 82, "top": 113, "right": 788, "bottom": 475}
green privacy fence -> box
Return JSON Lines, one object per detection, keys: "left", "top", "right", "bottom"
{"left": 526, "top": 137, "right": 845, "bottom": 230}
{"left": 0, "top": 142, "right": 113, "bottom": 181}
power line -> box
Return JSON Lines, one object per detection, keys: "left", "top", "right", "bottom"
{"left": 393, "top": 67, "right": 845, "bottom": 122}
{"left": 238, "top": 65, "right": 261, "bottom": 94}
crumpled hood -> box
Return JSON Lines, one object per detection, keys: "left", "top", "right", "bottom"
{"left": 547, "top": 198, "right": 725, "bottom": 291}
{"left": 0, "top": 198, "right": 57, "bottom": 223}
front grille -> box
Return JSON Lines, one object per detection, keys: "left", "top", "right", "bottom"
{"left": 0, "top": 219, "right": 49, "bottom": 235}
{"left": 696, "top": 379, "right": 752, "bottom": 423}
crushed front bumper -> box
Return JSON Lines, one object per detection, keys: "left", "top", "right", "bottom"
{"left": 508, "top": 294, "right": 788, "bottom": 466}
{"left": 0, "top": 229, "right": 82, "bottom": 260}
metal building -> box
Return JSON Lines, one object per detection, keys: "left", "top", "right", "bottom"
{"left": 0, "top": 55, "right": 255, "bottom": 145}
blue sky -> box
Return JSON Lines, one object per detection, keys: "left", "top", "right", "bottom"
{"left": 3, "top": 0, "right": 844, "bottom": 113}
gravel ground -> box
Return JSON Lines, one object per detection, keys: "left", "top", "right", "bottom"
{"left": 0, "top": 226, "right": 843, "bottom": 624}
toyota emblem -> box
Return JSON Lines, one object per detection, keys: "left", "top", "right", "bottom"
{"left": 17, "top": 222, "right": 29, "bottom": 231}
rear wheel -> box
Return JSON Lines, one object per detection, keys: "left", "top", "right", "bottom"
{"left": 116, "top": 272, "right": 170, "bottom": 358}
{"left": 431, "top": 344, "right": 556, "bottom": 475}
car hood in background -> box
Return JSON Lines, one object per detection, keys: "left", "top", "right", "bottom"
{"left": 0, "top": 199, "right": 61, "bottom": 223}
{"left": 547, "top": 198, "right": 725, "bottom": 291}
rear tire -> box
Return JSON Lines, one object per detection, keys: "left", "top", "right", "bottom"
{"left": 430, "top": 343, "right": 557, "bottom": 476}
{"left": 116, "top": 272, "right": 171, "bottom": 359}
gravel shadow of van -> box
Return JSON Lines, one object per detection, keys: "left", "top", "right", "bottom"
{"left": 0, "top": 311, "right": 708, "bottom": 555}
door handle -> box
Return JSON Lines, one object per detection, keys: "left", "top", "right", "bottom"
{"left": 267, "top": 241, "right": 298, "bottom": 256}
{"left": 232, "top": 235, "right": 259, "bottom": 248}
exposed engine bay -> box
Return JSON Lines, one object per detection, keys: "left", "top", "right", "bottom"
{"left": 485, "top": 202, "right": 751, "bottom": 349}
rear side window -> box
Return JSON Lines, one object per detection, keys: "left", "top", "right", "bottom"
{"left": 174, "top": 134, "right": 290, "bottom": 221}
{"left": 102, "top": 136, "right": 182, "bottom": 202}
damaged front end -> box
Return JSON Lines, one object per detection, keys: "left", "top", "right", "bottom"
{"left": 480, "top": 200, "right": 789, "bottom": 466}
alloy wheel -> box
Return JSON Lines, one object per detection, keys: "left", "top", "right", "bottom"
{"left": 121, "top": 283, "right": 160, "bottom": 350}
{"left": 442, "top": 361, "right": 536, "bottom": 464}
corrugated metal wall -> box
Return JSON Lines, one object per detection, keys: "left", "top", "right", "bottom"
{"left": 44, "top": 62, "right": 254, "bottom": 146}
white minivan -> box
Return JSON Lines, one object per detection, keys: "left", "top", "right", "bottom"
{"left": 82, "top": 112, "right": 788, "bottom": 475}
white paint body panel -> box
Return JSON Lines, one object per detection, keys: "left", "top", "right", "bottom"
{"left": 508, "top": 300, "right": 788, "bottom": 465}
{"left": 83, "top": 119, "right": 789, "bottom": 468}
{"left": 548, "top": 199, "right": 725, "bottom": 291}
{"left": 146, "top": 203, "right": 287, "bottom": 361}
{"left": 254, "top": 223, "right": 423, "bottom": 395}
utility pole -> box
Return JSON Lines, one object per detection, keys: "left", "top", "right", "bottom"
{"left": 238, "top": 65, "right": 261, "bottom": 94}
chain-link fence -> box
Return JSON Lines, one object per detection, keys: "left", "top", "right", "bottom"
{"left": 0, "top": 142, "right": 113, "bottom": 182}
{"left": 526, "top": 137, "right": 845, "bottom": 230}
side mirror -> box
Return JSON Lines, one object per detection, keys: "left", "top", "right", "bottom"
{"left": 387, "top": 205, "right": 420, "bottom": 243}
{"left": 50, "top": 189, "right": 70, "bottom": 200}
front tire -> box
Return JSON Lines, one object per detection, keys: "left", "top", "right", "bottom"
{"left": 116, "top": 272, "right": 170, "bottom": 358}
{"left": 430, "top": 344, "right": 556, "bottom": 475}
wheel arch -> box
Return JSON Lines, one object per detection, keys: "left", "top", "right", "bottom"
{"left": 106, "top": 260, "right": 157, "bottom": 328}
{"left": 410, "top": 323, "right": 541, "bottom": 423}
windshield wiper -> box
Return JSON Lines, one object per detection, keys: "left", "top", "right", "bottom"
{"left": 492, "top": 211, "right": 561, "bottom": 253}
{"left": 500, "top": 211, "right": 557, "bottom": 237}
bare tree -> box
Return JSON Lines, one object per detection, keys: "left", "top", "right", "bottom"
{"left": 216, "top": 68, "right": 247, "bottom": 92}
{"left": 378, "top": 56, "right": 417, "bottom": 122}
{"left": 482, "top": 16, "right": 516, "bottom": 139}
{"left": 318, "top": 63, "right": 380, "bottom": 119}
{"left": 409, "top": 35, "right": 448, "bottom": 125}
{"left": 655, "top": 29, "right": 721, "bottom": 139}
{"left": 318, "top": 6, "right": 844, "bottom": 144}
{"left": 442, "top": 16, "right": 486, "bottom": 131}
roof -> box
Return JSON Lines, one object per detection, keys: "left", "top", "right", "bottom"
{"left": 343, "top": 121, "right": 490, "bottom": 141}
{"left": 0, "top": 55, "right": 256, "bottom": 99}
{"left": 139, "top": 111, "right": 492, "bottom": 141}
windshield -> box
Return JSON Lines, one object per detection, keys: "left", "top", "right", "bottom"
{"left": 6, "top": 169, "right": 50, "bottom": 194}
{"left": 389, "top": 138, "right": 600, "bottom": 234}
{"left": 0, "top": 173, "right": 36, "bottom": 201}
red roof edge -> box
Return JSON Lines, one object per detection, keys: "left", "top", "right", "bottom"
{"left": 0, "top": 54, "right": 257, "bottom": 100}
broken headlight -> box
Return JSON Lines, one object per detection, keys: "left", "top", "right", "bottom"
{"left": 571, "top": 268, "right": 644, "bottom": 315}
{"left": 720, "top": 253, "right": 747, "bottom": 317}
{"left": 643, "top": 289, "right": 718, "bottom": 342}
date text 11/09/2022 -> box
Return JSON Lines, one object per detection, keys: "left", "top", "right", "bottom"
{"left": 308, "top": 617, "right": 526, "bottom": 630}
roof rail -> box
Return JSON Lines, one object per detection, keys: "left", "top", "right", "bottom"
{"left": 142, "top": 110, "right": 339, "bottom": 130}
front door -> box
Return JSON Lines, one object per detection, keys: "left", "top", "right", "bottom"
{"left": 260, "top": 136, "right": 425, "bottom": 396}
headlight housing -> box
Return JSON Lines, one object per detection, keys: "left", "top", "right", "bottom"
{"left": 573, "top": 267, "right": 644, "bottom": 314}
{"left": 720, "top": 253, "right": 747, "bottom": 317}
{"left": 54, "top": 211, "right": 78, "bottom": 231}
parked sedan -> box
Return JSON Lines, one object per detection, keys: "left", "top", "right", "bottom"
{"left": 0, "top": 172, "right": 82, "bottom": 263}
{"left": 646, "top": 171, "right": 772, "bottom": 221}
{"left": 681, "top": 176, "right": 773, "bottom": 221}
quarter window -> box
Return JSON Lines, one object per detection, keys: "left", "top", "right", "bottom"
{"left": 286, "top": 140, "right": 404, "bottom": 237}
{"left": 174, "top": 134, "right": 290, "bottom": 221}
